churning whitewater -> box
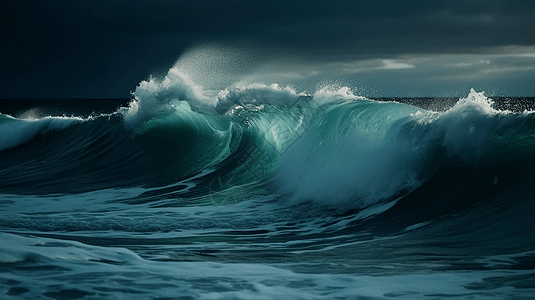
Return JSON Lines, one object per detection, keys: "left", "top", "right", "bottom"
{"left": 1, "top": 65, "right": 535, "bottom": 299}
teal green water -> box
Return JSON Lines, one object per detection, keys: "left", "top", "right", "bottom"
{"left": 1, "top": 86, "right": 535, "bottom": 299}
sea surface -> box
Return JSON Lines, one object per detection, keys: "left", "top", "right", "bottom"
{"left": 1, "top": 71, "right": 535, "bottom": 299}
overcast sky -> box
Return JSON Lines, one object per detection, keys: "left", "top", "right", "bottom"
{"left": 1, "top": 0, "right": 534, "bottom": 98}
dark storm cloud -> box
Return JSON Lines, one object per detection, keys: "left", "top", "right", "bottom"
{"left": 1, "top": 0, "right": 534, "bottom": 97}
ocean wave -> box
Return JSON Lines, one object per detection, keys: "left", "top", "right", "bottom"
{"left": 2, "top": 72, "right": 535, "bottom": 211}
{"left": 0, "top": 113, "right": 83, "bottom": 152}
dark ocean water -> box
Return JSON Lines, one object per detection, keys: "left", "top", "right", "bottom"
{"left": 1, "top": 75, "right": 535, "bottom": 299}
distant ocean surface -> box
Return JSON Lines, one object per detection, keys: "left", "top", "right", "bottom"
{"left": 1, "top": 72, "right": 535, "bottom": 299}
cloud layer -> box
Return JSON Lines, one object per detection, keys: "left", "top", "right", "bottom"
{"left": 1, "top": 0, "right": 534, "bottom": 97}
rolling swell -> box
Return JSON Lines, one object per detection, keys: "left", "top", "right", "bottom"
{"left": 0, "top": 113, "right": 152, "bottom": 193}
{"left": 0, "top": 95, "right": 305, "bottom": 197}
{"left": 1, "top": 82, "right": 535, "bottom": 212}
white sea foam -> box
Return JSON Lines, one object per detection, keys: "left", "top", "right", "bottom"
{"left": 122, "top": 45, "right": 366, "bottom": 130}
{"left": 412, "top": 88, "right": 524, "bottom": 162}
{"left": 122, "top": 69, "right": 216, "bottom": 128}
{"left": 216, "top": 83, "right": 304, "bottom": 113}
{"left": 312, "top": 85, "right": 365, "bottom": 105}
{"left": 1, "top": 232, "right": 532, "bottom": 300}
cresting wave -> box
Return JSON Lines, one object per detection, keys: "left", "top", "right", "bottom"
{"left": 0, "top": 114, "right": 83, "bottom": 152}
{"left": 1, "top": 66, "right": 535, "bottom": 212}
{"left": 3, "top": 45, "right": 535, "bottom": 299}
{"left": 2, "top": 69, "right": 535, "bottom": 300}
